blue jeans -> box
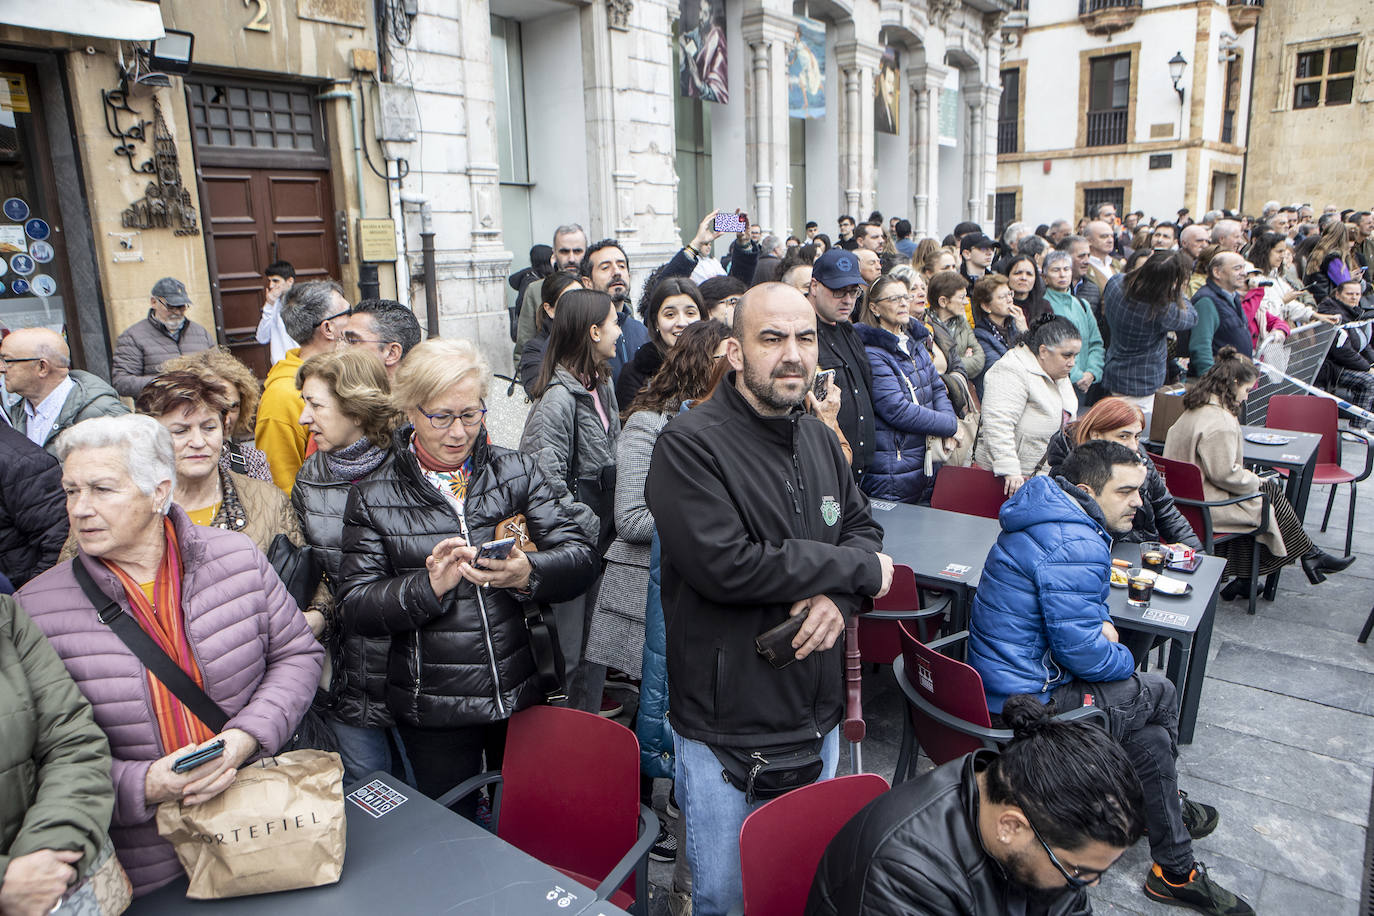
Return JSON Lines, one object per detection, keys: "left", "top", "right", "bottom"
{"left": 674, "top": 728, "right": 839, "bottom": 916}
{"left": 329, "top": 719, "right": 397, "bottom": 785}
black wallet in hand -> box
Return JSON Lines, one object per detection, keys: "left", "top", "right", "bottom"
{"left": 755, "top": 610, "right": 809, "bottom": 668}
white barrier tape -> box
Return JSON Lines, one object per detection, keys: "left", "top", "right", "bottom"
{"left": 1254, "top": 359, "right": 1374, "bottom": 424}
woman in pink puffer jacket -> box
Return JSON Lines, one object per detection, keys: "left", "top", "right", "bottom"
{"left": 16, "top": 415, "right": 322, "bottom": 897}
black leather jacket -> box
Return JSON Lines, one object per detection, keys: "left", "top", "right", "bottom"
{"left": 292, "top": 450, "right": 394, "bottom": 729}
{"left": 806, "top": 752, "right": 1093, "bottom": 916}
{"left": 338, "top": 428, "right": 596, "bottom": 728}
{"left": 0, "top": 424, "right": 67, "bottom": 587}
{"left": 1045, "top": 431, "right": 1201, "bottom": 549}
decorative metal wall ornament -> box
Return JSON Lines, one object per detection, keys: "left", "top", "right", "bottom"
{"left": 102, "top": 87, "right": 155, "bottom": 175}
{"left": 119, "top": 97, "right": 200, "bottom": 237}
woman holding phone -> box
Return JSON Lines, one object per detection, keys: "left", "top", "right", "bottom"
{"left": 338, "top": 339, "right": 596, "bottom": 803}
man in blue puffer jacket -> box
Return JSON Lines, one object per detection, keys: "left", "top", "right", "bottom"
{"left": 969, "top": 440, "right": 1253, "bottom": 916}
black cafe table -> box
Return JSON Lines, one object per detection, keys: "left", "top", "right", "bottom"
{"left": 875, "top": 502, "right": 1222, "bottom": 744}
{"left": 1146, "top": 423, "right": 1320, "bottom": 521}
{"left": 132, "top": 771, "right": 630, "bottom": 916}
{"left": 1108, "top": 542, "right": 1225, "bottom": 745}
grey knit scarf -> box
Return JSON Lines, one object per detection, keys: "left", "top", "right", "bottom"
{"left": 323, "top": 436, "right": 388, "bottom": 481}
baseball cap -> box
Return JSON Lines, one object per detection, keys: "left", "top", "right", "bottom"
{"left": 151, "top": 277, "right": 191, "bottom": 306}
{"left": 1243, "top": 261, "right": 1262, "bottom": 274}
{"left": 959, "top": 233, "right": 997, "bottom": 252}
{"left": 811, "top": 249, "right": 864, "bottom": 290}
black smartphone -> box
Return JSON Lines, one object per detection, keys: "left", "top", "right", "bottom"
{"left": 172, "top": 739, "right": 226, "bottom": 774}
{"left": 755, "top": 611, "right": 809, "bottom": 668}
{"left": 475, "top": 536, "right": 517, "bottom": 569}
{"left": 713, "top": 211, "right": 747, "bottom": 234}
{"left": 812, "top": 369, "right": 835, "bottom": 403}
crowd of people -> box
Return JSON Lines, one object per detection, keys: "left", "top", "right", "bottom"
{"left": 1, "top": 196, "right": 1371, "bottom": 916}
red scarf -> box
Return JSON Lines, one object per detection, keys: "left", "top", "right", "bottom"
{"left": 103, "top": 518, "right": 216, "bottom": 753}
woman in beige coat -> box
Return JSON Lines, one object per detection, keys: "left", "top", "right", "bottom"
{"left": 974, "top": 315, "right": 1081, "bottom": 495}
{"left": 1163, "top": 348, "right": 1353, "bottom": 598}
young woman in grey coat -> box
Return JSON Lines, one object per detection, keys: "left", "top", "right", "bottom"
{"left": 519, "top": 289, "right": 623, "bottom": 712}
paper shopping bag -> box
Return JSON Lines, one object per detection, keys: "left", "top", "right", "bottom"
{"left": 155, "top": 749, "right": 346, "bottom": 899}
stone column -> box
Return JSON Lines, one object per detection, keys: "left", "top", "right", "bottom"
{"left": 836, "top": 39, "right": 882, "bottom": 219}
{"left": 741, "top": 6, "right": 794, "bottom": 236}
{"left": 965, "top": 96, "right": 985, "bottom": 224}
{"left": 908, "top": 64, "right": 949, "bottom": 239}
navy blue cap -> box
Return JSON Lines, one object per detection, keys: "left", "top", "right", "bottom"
{"left": 811, "top": 249, "right": 864, "bottom": 290}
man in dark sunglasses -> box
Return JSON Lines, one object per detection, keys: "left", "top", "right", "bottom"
{"left": 807, "top": 694, "right": 1145, "bottom": 915}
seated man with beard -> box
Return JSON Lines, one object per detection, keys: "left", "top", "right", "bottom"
{"left": 966, "top": 440, "right": 1252, "bottom": 916}
{"left": 806, "top": 693, "right": 1145, "bottom": 915}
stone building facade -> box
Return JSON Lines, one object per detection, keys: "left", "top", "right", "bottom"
{"left": 0, "top": 0, "right": 1005, "bottom": 379}
{"left": 995, "top": 0, "right": 1257, "bottom": 229}
{"left": 1241, "top": 0, "right": 1373, "bottom": 210}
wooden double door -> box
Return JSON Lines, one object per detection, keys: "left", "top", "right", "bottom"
{"left": 201, "top": 166, "right": 339, "bottom": 378}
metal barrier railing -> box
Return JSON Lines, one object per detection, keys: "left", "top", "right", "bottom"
{"left": 1243, "top": 320, "right": 1337, "bottom": 426}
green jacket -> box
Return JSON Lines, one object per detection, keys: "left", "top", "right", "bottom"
{"left": 1045, "top": 288, "right": 1106, "bottom": 386}
{"left": 5, "top": 370, "right": 130, "bottom": 456}
{"left": 0, "top": 594, "right": 113, "bottom": 886}
{"left": 931, "top": 311, "right": 985, "bottom": 380}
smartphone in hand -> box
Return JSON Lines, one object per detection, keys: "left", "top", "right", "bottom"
{"left": 172, "top": 739, "right": 226, "bottom": 774}
{"left": 474, "top": 537, "right": 517, "bottom": 569}
{"left": 813, "top": 368, "right": 835, "bottom": 403}
{"left": 713, "top": 211, "right": 747, "bottom": 234}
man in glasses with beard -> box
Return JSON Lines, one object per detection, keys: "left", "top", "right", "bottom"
{"left": 807, "top": 694, "right": 1146, "bottom": 915}
{"left": 110, "top": 277, "right": 214, "bottom": 398}
{"left": 646, "top": 282, "right": 894, "bottom": 916}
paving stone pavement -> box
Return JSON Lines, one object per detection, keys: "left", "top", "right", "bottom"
{"left": 631, "top": 445, "right": 1374, "bottom": 915}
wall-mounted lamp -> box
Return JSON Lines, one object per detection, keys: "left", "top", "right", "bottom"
{"left": 1168, "top": 51, "right": 1187, "bottom": 103}
{"left": 150, "top": 30, "right": 195, "bottom": 76}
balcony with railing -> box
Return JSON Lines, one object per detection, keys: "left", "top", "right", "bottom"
{"left": 1005, "top": 0, "right": 1029, "bottom": 30}
{"left": 1085, "top": 108, "right": 1128, "bottom": 147}
{"left": 1078, "top": 0, "right": 1141, "bottom": 36}
{"left": 1227, "top": 0, "right": 1262, "bottom": 30}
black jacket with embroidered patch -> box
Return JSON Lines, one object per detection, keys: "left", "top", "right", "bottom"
{"left": 645, "top": 375, "right": 884, "bottom": 748}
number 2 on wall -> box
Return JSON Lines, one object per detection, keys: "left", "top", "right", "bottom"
{"left": 244, "top": 0, "right": 271, "bottom": 32}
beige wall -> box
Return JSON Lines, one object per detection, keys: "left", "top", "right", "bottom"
{"left": 1243, "top": 2, "right": 1374, "bottom": 209}
{"left": 0, "top": 1, "right": 392, "bottom": 355}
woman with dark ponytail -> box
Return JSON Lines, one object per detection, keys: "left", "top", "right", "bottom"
{"left": 807, "top": 692, "right": 1146, "bottom": 915}
{"left": 1163, "top": 347, "right": 1354, "bottom": 595}
{"left": 974, "top": 314, "right": 1082, "bottom": 495}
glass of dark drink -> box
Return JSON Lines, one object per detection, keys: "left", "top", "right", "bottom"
{"left": 1141, "top": 542, "right": 1166, "bottom": 574}
{"left": 1127, "top": 568, "right": 1154, "bottom": 608}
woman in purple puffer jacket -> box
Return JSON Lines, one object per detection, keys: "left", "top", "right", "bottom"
{"left": 15, "top": 415, "right": 323, "bottom": 897}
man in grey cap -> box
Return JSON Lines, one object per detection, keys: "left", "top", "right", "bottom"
{"left": 808, "top": 249, "right": 874, "bottom": 478}
{"left": 110, "top": 277, "right": 215, "bottom": 398}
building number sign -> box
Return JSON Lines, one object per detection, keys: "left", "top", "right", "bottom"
{"left": 244, "top": 0, "right": 271, "bottom": 32}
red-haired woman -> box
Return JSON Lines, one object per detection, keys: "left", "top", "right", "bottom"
{"left": 1044, "top": 396, "right": 1200, "bottom": 549}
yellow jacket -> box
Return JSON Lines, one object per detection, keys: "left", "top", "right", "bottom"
{"left": 255, "top": 348, "right": 307, "bottom": 492}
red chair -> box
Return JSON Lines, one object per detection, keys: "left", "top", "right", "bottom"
{"left": 856, "top": 564, "right": 952, "bottom": 665}
{"left": 930, "top": 465, "right": 1007, "bottom": 519}
{"left": 1267, "top": 394, "right": 1374, "bottom": 558}
{"left": 437, "top": 706, "right": 656, "bottom": 915}
{"left": 735, "top": 774, "right": 889, "bottom": 916}
{"left": 891, "top": 622, "right": 1105, "bottom": 781}
{"left": 1152, "top": 454, "right": 1270, "bottom": 615}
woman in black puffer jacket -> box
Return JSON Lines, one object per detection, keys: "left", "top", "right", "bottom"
{"left": 339, "top": 338, "right": 597, "bottom": 803}
{"left": 1044, "top": 396, "right": 1200, "bottom": 549}
{"left": 291, "top": 349, "right": 402, "bottom": 783}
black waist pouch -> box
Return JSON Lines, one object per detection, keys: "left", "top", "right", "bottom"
{"left": 710, "top": 739, "right": 825, "bottom": 804}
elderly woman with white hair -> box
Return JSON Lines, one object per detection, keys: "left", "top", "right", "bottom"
{"left": 14, "top": 414, "right": 323, "bottom": 897}
{"left": 337, "top": 338, "right": 597, "bottom": 805}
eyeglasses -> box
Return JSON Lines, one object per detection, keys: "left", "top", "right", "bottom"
{"left": 0, "top": 356, "right": 39, "bottom": 366}
{"left": 873, "top": 294, "right": 913, "bottom": 305}
{"left": 1024, "top": 811, "right": 1108, "bottom": 888}
{"left": 313, "top": 308, "right": 351, "bottom": 330}
{"left": 416, "top": 401, "right": 488, "bottom": 429}
{"left": 719, "top": 296, "right": 743, "bottom": 308}
{"left": 344, "top": 332, "right": 387, "bottom": 346}
{"left": 832, "top": 287, "right": 863, "bottom": 300}
{"left": 154, "top": 298, "right": 190, "bottom": 311}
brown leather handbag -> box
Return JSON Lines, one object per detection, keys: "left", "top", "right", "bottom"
{"left": 495, "top": 514, "right": 538, "bottom": 553}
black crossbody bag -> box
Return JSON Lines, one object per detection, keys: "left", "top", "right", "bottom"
{"left": 72, "top": 559, "right": 336, "bottom": 753}
{"left": 710, "top": 739, "right": 826, "bottom": 805}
